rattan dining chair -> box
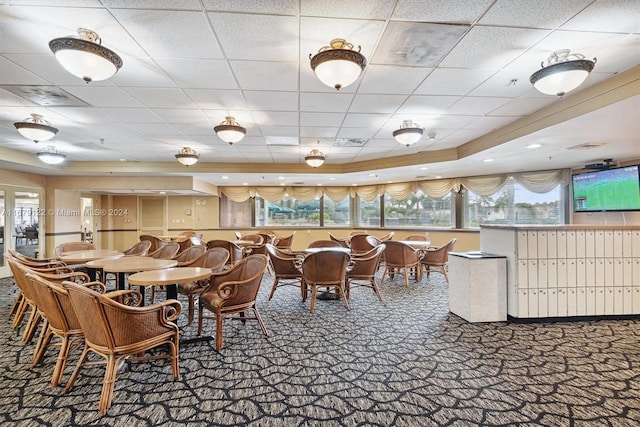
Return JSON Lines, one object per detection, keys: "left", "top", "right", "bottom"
{"left": 421, "top": 238, "right": 457, "bottom": 284}
{"left": 346, "top": 244, "right": 386, "bottom": 301}
{"left": 381, "top": 240, "right": 423, "bottom": 287}
{"left": 300, "top": 250, "right": 351, "bottom": 313}
{"left": 265, "top": 243, "right": 305, "bottom": 301}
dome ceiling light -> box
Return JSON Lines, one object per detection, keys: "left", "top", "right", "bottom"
{"left": 37, "top": 146, "right": 66, "bottom": 165}
{"left": 14, "top": 114, "right": 59, "bottom": 142}
{"left": 214, "top": 116, "right": 246, "bottom": 145}
{"left": 310, "top": 38, "right": 367, "bottom": 91}
{"left": 305, "top": 142, "right": 326, "bottom": 168}
{"left": 393, "top": 120, "right": 424, "bottom": 146}
{"left": 530, "top": 49, "right": 596, "bottom": 97}
{"left": 175, "top": 147, "right": 200, "bottom": 166}
{"left": 49, "top": 28, "right": 123, "bottom": 83}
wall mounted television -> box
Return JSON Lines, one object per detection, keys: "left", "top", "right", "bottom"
{"left": 572, "top": 165, "right": 640, "bottom": 212}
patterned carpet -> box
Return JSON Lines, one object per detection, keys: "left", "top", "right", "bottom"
{"left": 2, "top": 269, "right": 640, "bottom": 426}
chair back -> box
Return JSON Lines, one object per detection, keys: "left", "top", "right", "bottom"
{"left": 307, "top": 240, "right": 343, "bottom": 249}
{"left": 193, "top": 247, "right": 230, "bottom": 273}
{"left": 257, "top": 232, "right": 276, "bottom": 245}
{"left": 404, "top": 233, "right": 430, "bottom": 241}
{"left": 274, "top": 232, "right": 295, "bottom": 250}
{"left": 365, "top": 235, "right": 381, "bottom": 247}
{"left": 206, "top": 239, "right": 244, "bottom": 265}
{"left": 380, "top": 232, "right": 394, "bottom": 241}
{"left": 425, "top": 238, "right": 457, "bottom": 264}
{"left": 383, "top": 241, "right": 421, "bottom": 267}
{"left": 26, "top": 272, "right": 81, "bottom": 333}
{"left": 301, "top": 250, "right": 350, "bottom": 286}
{"left": 123, "top": 240, "right": 152, "bottom": 256}
{"left": 350, "top": 234, "right": 375, "bottom": 255}
{"left": 266, "top": 243, "right": 301, "bottom": 276}
{"left": 241, "top": 234, "right": 264, "bottom": 245}
{"left": 173, "top": 245, "right": 206, "bottom": 265}
{"left": 190, "top": 235, "right": 203, "bottom": 246}
{"left": 328, "top": 232, "right": 350, "bottom": 248}
{"left": 147, "top": 242, "right": 180, "bottom": 259}
{"left": 54, "top": 242, "right": 96, "bottom": 256}
{"left": 203, "top": 255, "right": 268, "bottom": 308}
{"left": 348, "top": 244, "right": 385, "bottom": 279}
{"left": 139, "top": 234, "right": 168, "bottom": 253}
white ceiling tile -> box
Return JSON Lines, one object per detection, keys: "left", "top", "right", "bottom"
{"left": 0, "top": 88, "right": 37, "bottom": 107}
{"left": 258, "top": 126, "right": 299, "bottom": 138}
{"left": 392, "top": 0, "right": 493, "bottom": 23}
{"left": 562, "top": 0, "right": 640, "bottom": 33}
{"left": 464, "top": 116, "right": 522, "bottom": 131}
{"left": 414, "top": 68, "right": 496, "bottom": 96}
{"left": 251, "top": 111, "right": 299, "bottom": 127}
{"left": 60, "top": 86, "right": 143, "bottom": 108}
{"left": 468, "top": 69, "right": 537, "bottom": 97}
{"left": 101, "top": 108, "right": 164, "bottom": 123}
{"left": 231, "top": 61, "right": 298, "bottom": 91}
{"left": 349, "top": 94, "right": 408, "bottom": 114}
{"left": 342, "top": 113, "right": 391, "bottom": 128}
{"left": 152, "top": 109, "right": 208, "bottom": 124}
{"left": 488, "top": 98, "right": 554, "bottom": 117}
{"left": 0, "top": 56, "right": 49, "bottom": 85}
{"left": 129, "top": 123, "right": 183, "bottom": 135}
{"left": 203, "top": 0, "right": 298, "bottom": 15}
{"left": 300, "top": 93, "right": 354, "bottom": 113}
{"left": 4, "top": 54, "right": 94, "bottom": 86}
{"left": 155, "top": 59, "right": 237, "bottom": 89}
{"left": 112, "top": 9, "right": 223, "bottom": 58}
{"left": 299, "top": 127, "right": 338, "bottom": 138}
{"left": 109, "top": 57, "right": 177, "bottom": 88}
{"left": 123, "top": 87, "right": 197, "bottom": 109}
{"left": 300, "top": 112, "right": 346, "bottom": 127}
{"left": 209, "top": 13, "right": 299, "bottom": 61}
{"left": 397, "top": 95, "right": 460, "bottom": 115}
{"left": 102, "top": 0, "right": 201, "bottom": 9}
{"left": 440, "top": 26, "right": 550, "bottom": 69}
{"left": 300, "top": 0, "right": 393, "bottom": 19}
{"left": 245, "top": 91, "right": 298, "bottom": 111}
{"left": 47, "top": 107, "right": 124, "bottom": 124}
{"left": 479, "top": 0, "right": 592, "bottom": 28}
{"left": 336, "top": 128, "right": 377, "bottom": 139}
{"left": 185, "top": 89, "right": 246, "bottom": 110}
{"left": 358, "top": 65, "right": 429, "bottom": 94}
{"left": 447, "top": 96, "right": 511, "bottom": 115}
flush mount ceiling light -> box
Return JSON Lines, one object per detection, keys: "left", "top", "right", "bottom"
{"left": 310, "top": 38, "right": 367, "bottom": 90}
{"left": 49, "top": 28, "right": 123, "bottom": 83}
{"left": 305, "top": 142, "right": 326, "bottom": 168}
{"left": 214, "top": 116, "right": 246, "bottom": 145}
{"left": 175, "top": 147, "right": 200, "bottom": 166}
{"left": 37, "top": 146, "right": 66, "bottom": 165}
{"left": 393, "top": 120, "right": 424, "bottom": 146}
{"left": 14, "top": 113, "right": 59, "bottom": 142}
{"left": 530, "top": 49, "right": 596, "bottom": 97}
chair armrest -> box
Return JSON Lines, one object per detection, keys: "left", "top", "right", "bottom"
{"left": 82, "top": 281, "right": 107, "bottom": 293}
{"left": 105, "top": 289, "right": 143, "bottom": 306}
{"left": 155, "top": 299, "right": 182, "bottom": 322}
{"left": 35, "top": 270, "right": 90, "bottom": 283}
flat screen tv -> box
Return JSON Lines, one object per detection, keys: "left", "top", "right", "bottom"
{"left": 572, "top": 165, "right": 640, "bottom": 212}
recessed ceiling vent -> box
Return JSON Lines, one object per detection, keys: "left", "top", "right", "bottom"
{"left": 567, "top": 142, "right": 607, "bottom": 150}
{"left": 1, "top": 85, "right": 89, "bottom": 106}
{"left": 333, "top": 138, "right": 368, "bottom": 147}
{"left": 585, "top": 159, "right": 616, "bottom": 170}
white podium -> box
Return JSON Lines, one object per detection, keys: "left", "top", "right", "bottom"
{"left": 448, "top": 252, "right": 507, "bottom": 322}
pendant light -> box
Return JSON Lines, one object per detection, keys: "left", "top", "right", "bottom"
{"left": 175, "top": 147, "right": 200, "bottom": 166}
{"left": 37, "top": 146, "right": 66, "bottom": 165}
{"left": 393, "top": 120, "right": 423, "bottom": 146}
{"left": 214, "top": 116, "right": 246, "bottom": 145}
{"left": 14, "top": 114, "right": 59, "bottom": 142}
{"left": 305, "top": 141, "right": 326, "bottom": 168}
{"left": 49, "top": 28, "right": 123, "bottom": 83}
{"left": 310, "top": 38, "right": 367, "bottom": 90}
{"left": 530, "top": 49, "right": 596, "bottom": 97}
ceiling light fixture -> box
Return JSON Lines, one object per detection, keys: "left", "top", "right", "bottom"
{"left": 14, "top": 113, "right": 59, "bottom": 142}
{"left": 529, "top": 49, "right": 596, "bottom": 97}
{"left": 49, "top": 28, "right": 123, "bottom": 83}
{"left": 214, "top": 116, "right": 246, "bottom": 145}
{"left": 175, "top": 147, "right": 200, "bottom": 166}
{"left": 36, "top": 146, "right": 66, "bottom": 165}
{"left": 393, "top": 120, "right": 424, "bottom": 146}
{"left": 310, "top": 38, "right": 367, "bottom": 90}
{"left": 305, "top": 142, "right": 326, "bottom": 168}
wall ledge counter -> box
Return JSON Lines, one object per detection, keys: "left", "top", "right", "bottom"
{"left": 481, "top": 224, "right": 640, "bottom": 231}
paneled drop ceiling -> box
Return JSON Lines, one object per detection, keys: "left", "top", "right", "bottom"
{"left": 0, "top": 0, "right": 638, "bottom": 189}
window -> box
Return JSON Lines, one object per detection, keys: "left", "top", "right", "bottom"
{"left": 324, "top": 196, "right": 351, "bottom": 226}
{"left": 464, "top": 177, "right": 564, "bottom": 227}
{"left": 255, "top": 196, "right": 317, "bottom": 227}
{"left": 384, "top": 190, "right": 454, "bottom": 227}
{"left": 219, "top": 195, "right": 251, "bottom": 228}
{"left": 357, "top": 196, "right": 380, "bottom": 227}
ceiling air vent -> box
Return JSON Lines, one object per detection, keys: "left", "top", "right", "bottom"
{"left": 1, "top": 85, "right": 89, "bottom": 106}
{"left": 333, "top": 138, "right": 368, "bottom": 147}
{"left": 567, "top": 142, "right": 607, "bottom": 150}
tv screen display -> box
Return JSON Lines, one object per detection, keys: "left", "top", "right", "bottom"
{"left": 572, "top": 165, "right": 640, "bottom": 212}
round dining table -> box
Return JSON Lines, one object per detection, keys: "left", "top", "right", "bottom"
{"left": 127, "top": 266, "right": 212, "bottom": 302}
{"left": 87, "top": 256, "right": 177, "bottom": 290}
{"left": 303, "top": 247, "right": 351, "bottom": 254}
{"left": 58, "top": 249, "right": 123, "bottom": 264}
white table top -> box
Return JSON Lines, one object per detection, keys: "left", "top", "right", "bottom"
{"left": 127, "top": 266, "right": 211, "bottom": 286}
{"left": 88, "top": 256, "right": 177, "bottom": 273}
{"left": 304, "top": 247, "right": 351, "bottom": 254}
{"left": 58, "top": 249, "right": 123, "bottom": 264}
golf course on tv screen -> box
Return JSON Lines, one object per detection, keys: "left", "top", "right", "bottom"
{"left": 572, "top": 165, "right": 640, "bottom": 212}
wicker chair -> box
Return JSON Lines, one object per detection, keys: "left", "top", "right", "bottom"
{"left": 178, "top": 248, "right": 229, "bottom": 324}
{"left": 300, "top": 250, "right": 351, "bottom": 313}
{"left": 421, "top": 238, "right": 457, "bottom": 284}
{"left": 206, "top": 239, "right": 245, "bottom": 266}
{"left": 381, "top": 241, "right": 423, "bottom": 287}
{"left": 122, "top": 240, "right": 152, "bottom": 256}
{"left": 54, "top": 242, "right": 96, "bottom": 257}
{"left": 197, "top": 254, "right": 269, "bottom": 351}
{"left": 379, "top": 232, "right": 395, "bottom": 241}
{"left": 404, "top": 233, "right": 430, "bottom": 241}
{"left": 274, "top": 232, "right": 295, "bottom": 251}
{"left": 139, "top": 234, "right": 168, "bottom": 253}
{"left": 62, "top": 281, "right": 181, "bottom": 415}
{"left": 349, "top": 234, "right": 375, "bottom": 255}
{"left": 346, "top": 244, "right": 386, "bottom": 301}
{"left": 328, "top": 232, "right": 350, "bottom": 248}
{"left": 146, "top": 242, "right": 180, "bottom": 259}
{"left": 307, "top": 240, "right": 344, "bottom": 248}
{"left": 173, "top": 245, "right": 206, "bottom": 266}
{"left": 265, "top": 243, "right": 304, "bottom": 301}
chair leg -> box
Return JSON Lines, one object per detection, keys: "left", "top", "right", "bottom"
{"left": 215, "top": 313, "right": 224, "bottom": 351}
{"left": 12, "top": 297, "right": 28, "bottom": 329}
{"left": 442, "top": 267, "right": 450, "bottom": 284}
{"left": 9, "top": 292, "right": 23, "bottom": 319}
{"left": 338, "top": 286, "right": 350, "bottom": 311}
{"left": 268, "top": 278, "right": 279, "bottom": 300}
{"left": 32, "top": 320, "right": 52, "bottom": 367}
{"left": 23, "top": 308, "right": 42, "bottom": 343}
{"left": 309, "top": 286, "right": 317, "bottom": 313}
{"left": 253, "top": 307, "right": 269, "bottom": 337}
{"left": 197, "top": 302, "right": 204, "bottom": 335}
{"left": 52, "top": 335, "right": 72, "bottom": 387}
{"left": 403, "top": 267, "right": 409, "bottom": 287}
{"left": 99, "top": 355, "right": 118, "bottom": 415}
{"left": 170, "top": 341, "right": 180, "bottom": 380}
{"left": 371, "top": 278, "right": 383, "bottom": 301}
{"left": 187, "top": 294, "right": 195, "bottom": 325}
{"left": 64, "top": 345, "right": 91, "bottom": 393}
